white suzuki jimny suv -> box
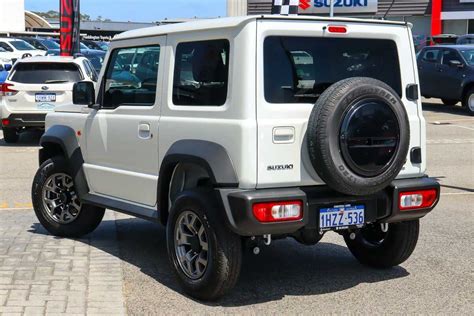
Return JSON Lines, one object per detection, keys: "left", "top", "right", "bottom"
{"left": 32, "top": 16, "right": 440, "bottom": 300}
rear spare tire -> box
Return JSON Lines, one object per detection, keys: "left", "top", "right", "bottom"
{"left": 307, "top": 77, "right": 410, "bottom": 196}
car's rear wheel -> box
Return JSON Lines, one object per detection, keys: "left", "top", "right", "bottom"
{"left": 3, "top": 127, "right": 19, "bottom": 143}
{"left": 462, "top": 88, "right": 474, "bottom": 116}
{"left": 441, "top": 99, "right": 458, "bottom": 106}
{"left": 167, "top": 190, "right": 242, "bottom": 301}
{"left": 32, "top": 156, "right": 105, "bottom": 237}
{"left": 344, "top": 220, "right": 419, "bottom": 268}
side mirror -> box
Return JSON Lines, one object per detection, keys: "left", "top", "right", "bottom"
{"left": 73, "top": 81, "right": 96, "bottom": 107}
{"left": 449, "top": 60, "right": 464, "bottom": 68}
{"left": 4, "top": 64, "right": 12, "bottom": 71}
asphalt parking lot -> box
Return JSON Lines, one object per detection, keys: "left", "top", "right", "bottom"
{"left": 0, "top": 100, "right": 473, "bottom": 315}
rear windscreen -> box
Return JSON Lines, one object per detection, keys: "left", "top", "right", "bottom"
{"left": 264, "top": 37, "right": 402, "bottom": 104}
{"left": 11, "top": 63, "right": 82, "bottom": 84}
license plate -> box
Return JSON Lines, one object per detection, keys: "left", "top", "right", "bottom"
{"left": 319, "top": 204, "right": 365, "bottom": 231}
{"left": 35, "top": 93, "right": 56, "bottom": 103}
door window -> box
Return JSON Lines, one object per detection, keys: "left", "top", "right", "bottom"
{"left": 102, "top": 45, "right": 160, "bottom": 108}
{"left": 422, "top": 49, "right": 440, "bottom": 63}
{"left": 442, "top": 50, "right": 462, "bottom": 66}
{"left": 173, "top": 39, "right": 230, "bottom": 106}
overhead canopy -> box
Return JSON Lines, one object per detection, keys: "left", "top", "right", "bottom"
{"left": 25, "top": 11, "right": 52, "bottom": 29}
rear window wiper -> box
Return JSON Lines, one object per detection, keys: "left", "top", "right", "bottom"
{"left": 44, "top": 80, "right": 70, "bottom": 84}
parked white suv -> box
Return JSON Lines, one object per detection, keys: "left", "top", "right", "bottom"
{"left": 0, "top": 56, "right": 97, "bottom": 143}
{"left": 32, "top": 16, "right": 440, "bottom": 300}
{"left": 0, "top": 38, "right": 46, "bottom": 62}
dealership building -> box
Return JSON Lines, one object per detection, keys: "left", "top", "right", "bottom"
{"left": 228, "top": 0, "right": 474, "bottom": 38}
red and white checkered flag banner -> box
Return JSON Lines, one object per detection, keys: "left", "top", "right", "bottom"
{"left": 272, "top": 0, "right": 300, "bottom": 16}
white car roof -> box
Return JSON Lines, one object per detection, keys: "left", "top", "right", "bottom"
{"left": 15, "top": 56, "right": 85, "bottom": 64}
{"left": 114, "top": 15, "right": 409, "bottom": 41}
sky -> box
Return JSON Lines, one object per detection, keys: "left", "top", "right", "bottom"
{"left": 25, "top": 0, "right": 227, "bottom": 22}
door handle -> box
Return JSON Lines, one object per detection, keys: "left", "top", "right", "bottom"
{"left": 138, "top": 123, "right": 152, "bottom": 140}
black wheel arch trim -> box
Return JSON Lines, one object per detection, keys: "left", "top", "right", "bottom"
{"left": 39, "top": 125, "right": 89, "bottom": 198}
{"left": 157, "top": 140, "right": 239, "bottom": 225}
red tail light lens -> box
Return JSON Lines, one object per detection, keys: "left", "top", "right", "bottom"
{"left": 327, "top": 25, "right": 347, "bottom": 34}
{"left": 0, "top": 83, "right": 18, "bottom": 96}
{"left": 1, "top": 119, "right": 10, "bottom": 126}
{"left": 252, "top": 201, "right": 303, "bottom": 222}
{"left": 399, "top": 189, "right": 438, "bottom": 211}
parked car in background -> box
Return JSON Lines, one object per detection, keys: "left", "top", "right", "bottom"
{"left": 456, "top": 34, "right": 474, "bottom": 45}
{"left": 429, "top": 34, "right": 458, "bottom": 45}
{"left": 0, "top": 38, "right": 46, "bottom": 60}
{"left": 0, "top": 56, "right": 97, "bottom": 143}
{"left": 45, "top": 49, "right": 106, "bottom": 73}
{"left": 82, "top": 40, "right": 105, "bottom": 51}
{"left": 95, "top": 41, "right": 109, "bottom": 51}
{"left": 418, "top": 44, "right": 474, "bottom": 115}
{"left": 19, "top": 37, "right": 60, "bottom": 51}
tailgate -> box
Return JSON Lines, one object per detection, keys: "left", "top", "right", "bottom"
{"left": 256, "top": 19, "right": 424, "bottom": 189}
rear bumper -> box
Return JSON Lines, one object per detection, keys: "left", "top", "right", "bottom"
{"left": 1, "top": 114, "right": 46, "bottom": 128}
{"left": 219, "top": 177, "right": 440, "bottom": 236}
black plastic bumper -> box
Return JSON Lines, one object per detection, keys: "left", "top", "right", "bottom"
{"left": 2, "top": 114, "right": 46, "bottom": 128}
{"left": 219, "top": 177, "right": 440, "bottom": 236}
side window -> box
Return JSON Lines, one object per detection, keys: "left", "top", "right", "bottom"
{"left": 102, "top": 45, "right": 160, "bottom": 108}
{"left": 422, "top": 49, "right": 440, "bottom": 63}
{"left": 442, "top": 49, "right": 462, "bottom": 66}
{"left": 0, "top": 42, "right": 13, "bottom": 52}
{"left": 173, "top": 39, "right": 230, "bottom": 106}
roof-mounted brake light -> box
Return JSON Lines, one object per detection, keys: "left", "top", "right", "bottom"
{"left": 327, "top": 25, "right": 347, "bottom": 34}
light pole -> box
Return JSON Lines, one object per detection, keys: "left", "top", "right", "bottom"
{"left": 329, "top": 0, "right": 334, "bottom": 17}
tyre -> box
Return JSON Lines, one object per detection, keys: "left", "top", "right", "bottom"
{"left": 462, "top": 88, "right": 474, "bottom": 116}
{"left": 441, "top": 99, "right": 458, "bottom": 106}
{"left": 167, "top": 190, "right": 242, "bottom": 301}
{"left": 344, "top": 220, "right": 419, "bottom": 268}
{"left": 307, "top": 77, "right": 410, "bottom": 196}
{"left": 32, "top": 156, "right": 105, "bottom": 238}
{"left": 3, "top": 127, "right": 19, "bottom": 143}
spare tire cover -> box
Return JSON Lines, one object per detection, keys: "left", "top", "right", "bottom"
{"left": 307, "top": 77, "right": 410, "bottom": 196}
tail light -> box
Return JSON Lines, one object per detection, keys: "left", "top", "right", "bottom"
{"left": 252, "top": 201, "right": 303, "bottom": 222}
{"left": 1, "top": 119, "right": 10, "bottom": 126}
{"left": 327, "top": 25, "right": 347, "bottom": 34}
{"left": 399, "top": 189, "right": 438, "bottom": 211}
{"left": 0, "top": 83, "right": 18, "bottom": 96}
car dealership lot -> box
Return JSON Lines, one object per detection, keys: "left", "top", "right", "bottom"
{"left": 0, "top": 101, "right": 473, "bottom": 314}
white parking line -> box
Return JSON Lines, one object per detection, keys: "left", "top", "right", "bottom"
{"left": 441, "top": 192, "right": 474, "bottom": 196}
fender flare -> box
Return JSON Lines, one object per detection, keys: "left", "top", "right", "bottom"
{"left": 157, "top": 140, "right": 239, "bottom": 223}
{"left": 39, "top": 125, "right": 89, "bottom": 197}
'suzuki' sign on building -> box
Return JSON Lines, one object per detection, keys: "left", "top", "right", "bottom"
{"left": 301, "top": 0, "right": 378, "bottom": 14}
{"left": 271, "top": 0, "right": 378, "bottom": 15}
{"left": 60, "top": 0, "right": 81, "bottom": 56}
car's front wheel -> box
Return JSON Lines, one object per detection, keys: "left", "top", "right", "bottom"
{"left": 3, "top": 127, "right": 19, "bottom": 143}
{"left": 344, "top": 220, "right": 419, "bottom": 268}
{"left": 32, "top": 156, "right": 105, "bottom": 237}
{"left": 167, "top": 190, "right": 242, "bottom": 301}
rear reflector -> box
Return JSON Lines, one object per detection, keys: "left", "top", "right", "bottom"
{"left": 0, "top": 83, "right": 18, "bottom": 96}
{"left": 327, "top": 25, "right": 347, "bottom": 34}
{"left": 252, "top": 201, "right": 303, "bottom": 222}
{"left": 1, "top": 119, "right": 10, "bottom": 126}
{"left": 399, "top": 189, "right": 438, "bottom": 211}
